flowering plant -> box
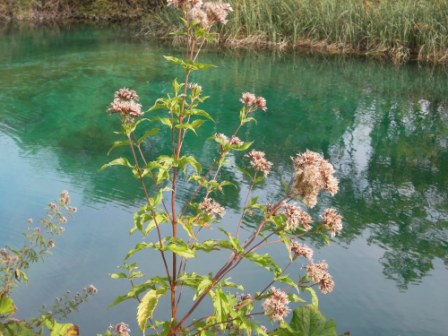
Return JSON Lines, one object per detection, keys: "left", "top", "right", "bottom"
{"left": 0, "top": 192, "right": 97, "bottom": 335}
{"left": 102, "top": 1, "right": 342, "bottom": 335}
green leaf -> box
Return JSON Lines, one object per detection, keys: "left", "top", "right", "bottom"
{"left": 194, "top": 240, "right": 220, "bottom": 252}
{"left": 109, "top": 294, "right": 132, "bottom": 307}
{"left": 165, "top": 238, "right": 195, "bottom": 259}
{"left": 137, "top": 287, "right": 168, "bottom": 332}
{"left": 163, "top": 56, "right": 216, "bottom": 71}
{"left": 125, "top": 242, "right": 155, "bottom": 260}
{"left": 175, "top": 119, "right": 206, "bottom": 133}
{"left": 218, "top": 229, "right": 244, "bottom": 253}
{"left": 195, "top": 277, "right": 212, "bottom": 300}
{"left": 245, "top": 252, "right": 282, "bottom": 275}
{"left": 163, "top": 55, "right": 186, "bottom": 67}
{"left": 275, "top": 275, "right": 299, "bottom": 290}
{"left": 100, "top": 157, "right": 133, "bottom": 171}
{"left": 288, "top": 292, "right": 306, "bottom": 303}
{"left": 179, "top": 218, "right": 194, "bottom": 239}
{"left": 275, "top": 305, "right": 338, "bottom": 336}
{"left": 187, "top": 109, "right": 214, "bottom": 121}
{"left": 155, "top": 117, "right": 174, "bottom": 129}
{"left": 186, "top": 60, "right": 216, "bottom": 71}
{"left": 110, "top": 272, "right": 127, "bottom": 279}
{"left": 110, "top": 277, "right": 168, "bottom": 308}
{"left": 172, "top": 79, "right": 184, "bottom": 96}
{"left": 178, "top": 155, "right": 202, "bottom": 173}
{"left": 45, "top": 320, "right": 80, "bottom": 336}
{"left": 137, "top": 128, "right": 160, "bottom": 145}
{"left": 0, "top": 295, "right": 16, "bottom": 316}
{"left": 127, "top": 117, "right": 151, "bottom": 134}
{"left": 107, "top": 140, "right": 130, "bottom": 155}
{"left": 233, "top": 141, "right": 253, "bottom": 151}
{"left": 220, "top": 278, "right": 244, "bottom": 291}
{"left": 304, "top": 287, "right": 319, "bottom": 308}
{"left": 0, "top": 320, "right": 37, "bottom": 336}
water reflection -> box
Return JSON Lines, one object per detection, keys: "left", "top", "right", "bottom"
{"left": 1, "top": 26, "right": 448, "bottom": 332}
{"left": 330, "top": 92, "right": 448, "bottom": 288}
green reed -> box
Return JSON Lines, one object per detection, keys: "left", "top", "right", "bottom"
{"left": 147, "top": 0, "right": 448, "bottom": 63}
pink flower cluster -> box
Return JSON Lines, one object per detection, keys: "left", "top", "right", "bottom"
{"left": 306, "top": 261, "right": 335, "bottom": 294}
{"left": 85, "top": 284, "right": 98, "bottom": 295}
{"left": 187, "top": 82, "right": 202, "bottom": 92}
{"left": 240, "top": 92, "right": 267, "bottom": 111}
{"left": 215, "top": 133, "right": 243, "bottom": 147}
{"left": 108, "top": 88, "right": 143, "bottom": 120}
{"left": 281, "top": 201, "right": 313, "bottom": 231}
{"left": 200, "top": 197, "right": 225, "bottom": 218}
{"left": 291, "top": 150, "right": 339, "bottom": 208}
{"left": 262, "top": 287, "right": 291, "bottom": 321}
{"left": 245, "top": 150, "right": 273, "bottom": 177}
{"left": 167, "top": 0, "right": 202, "bottom": 8}
{"left": 109, "top": 322, "right": 131, "bottom": 336}
{"left": 168, "top": 0, "right": 233, "bottom": 28}
{"left": 290, "top": 240, "right": 313, "bottom": 260}
{"left": 321, "top": 208, "right": 343, "bottom": 237}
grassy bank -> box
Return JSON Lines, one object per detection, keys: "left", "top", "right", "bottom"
{"left": 143, "top": 0, "right": 448, "bottom": 64}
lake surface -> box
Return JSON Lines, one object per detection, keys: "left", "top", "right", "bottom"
{"left": 1, "top": 24, "right": 447, "bottom": 335}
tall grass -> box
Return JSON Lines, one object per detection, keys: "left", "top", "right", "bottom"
{"left": 146, "top": 0, "right": 448, "bottom": 64}
{"left": 226, "top": 0, "right": 448, "bottom": 63}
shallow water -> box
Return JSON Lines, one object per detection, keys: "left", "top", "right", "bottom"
{"left": 0, "top": 24, "right": 447, "bottom": 335}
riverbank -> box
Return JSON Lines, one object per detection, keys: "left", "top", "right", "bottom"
{"left": 142, "top": 0, "right": 448, "bottom": 65}
{"left": 2, "top": 0, "right": 448, "bottom": 65}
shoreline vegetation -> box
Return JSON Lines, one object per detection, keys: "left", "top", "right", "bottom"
{"left": 1, "top": 0, "right": 448, "bottom": 65}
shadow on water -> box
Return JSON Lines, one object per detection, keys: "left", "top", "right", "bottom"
{"left": 1, "top": 25, "right": 448, "bottom": 333}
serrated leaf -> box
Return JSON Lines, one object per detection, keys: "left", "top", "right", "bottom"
{"left": 194, "top": 240, "right": 220, "bottom": 252}
{"left": 100, "top": 157, "right": 133, "bottom": 171}
{"left": 218, "top": 228, "right": 244, "bottom": 252}
{"left": 165, "top": 239, "right": 195, "bottom": 259}
{"left": 195, "top": 277, "right": 212, "bottom": 299}
{"left": 277, "top": 305, "right": 338, "bottom": 336}
{"left": 156, "top": 117, "right": 173, "bottom": 128}
{"left": 245, "top": 252, "right": 282, "bottom": 275}
{"left": 0, "top": 295, "right": 16, "bottom": 316}
{"left": 107, "top": 140, "right": 130, "bottom": 155}
{"left": 137, "top": 287, "right": 167, "bottom": 332}
{"left": 163, "top": 55, "right": 186, "bottom": 66}
{"left": 45, "top": 320, "right": 80, "bottom": 336}
{"left": 178, "top": 155, "right": 202, "bottom": 173}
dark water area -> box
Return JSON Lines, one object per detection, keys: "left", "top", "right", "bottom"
{"left": 0, "top": 24, "right": 447, "bottom": 335}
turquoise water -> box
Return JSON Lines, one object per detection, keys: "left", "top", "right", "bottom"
{"left": 1, "top": 24, "right": 448, "bottom": 335}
